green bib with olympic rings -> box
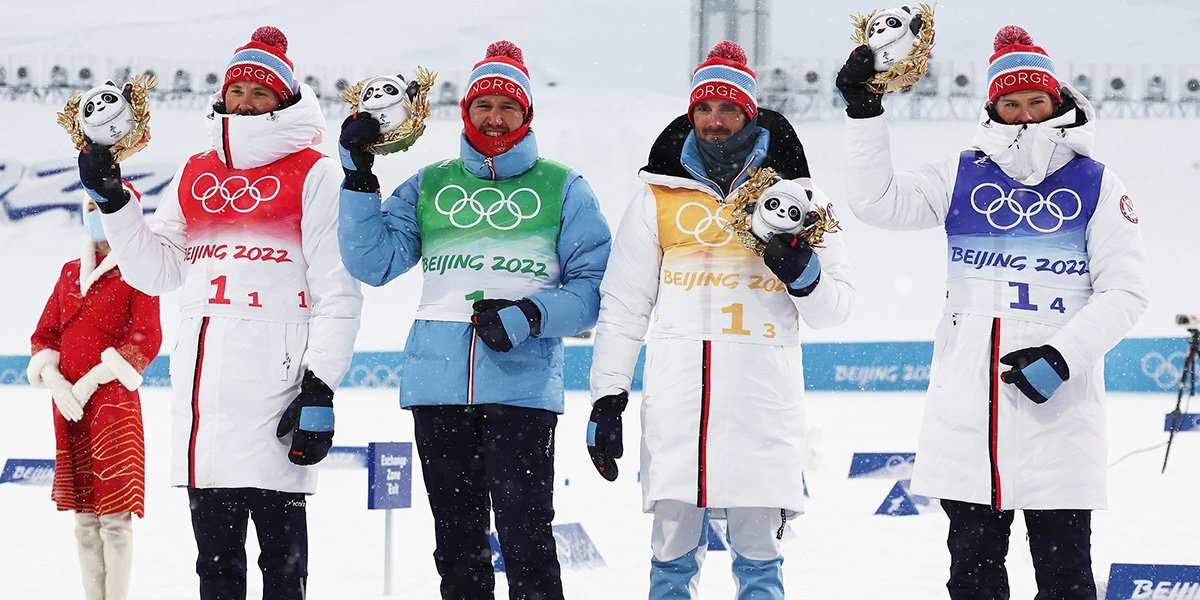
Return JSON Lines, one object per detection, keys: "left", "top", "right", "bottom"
{"left": 413, "top": 158, "right": 567, "bottom": 322}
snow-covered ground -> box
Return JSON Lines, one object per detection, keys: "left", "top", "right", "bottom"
{"left": 2, "top": 388, "right": 1197, "bottom": 599}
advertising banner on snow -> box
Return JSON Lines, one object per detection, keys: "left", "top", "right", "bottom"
{"left": 0, "top": 458, "right": 55, "bottom": 485}
{"left": 1105, "top": 563, "right": 1200, "bottom": 600}
{"left": 0, "top": 336, "right": 1191, "bottom": 393}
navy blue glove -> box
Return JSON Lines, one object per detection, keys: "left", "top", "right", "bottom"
{"left": 587, "top": 391, "right": 628, "bottom": 482}
{"left": 1000, "top": 345, "right": 1070, "bottom": 404}
{"left": 78, "top": 143, "right": 130, "bottom": 213}
{"left": 339, "top": 113, "right": 381, "bottom": 193}
{"left": 275, "top": 370, "right": 335, "bottom": 465}
{"left": 835, "top": 45, "right": 884, "bottom": 119}
{"left": 471, "top": 298, "right": 542, "bottom": 353}
{"left": 763, "top": 233, "right": 821, "bottom": 297}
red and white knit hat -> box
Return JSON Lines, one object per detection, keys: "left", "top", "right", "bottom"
{"left": 463, "top": 40, "right": 533, "bottom": 115}
{"left": 461, "top": 41, "right": 534, "bottom": 157}
{"left": 987, "top": 26, "right": 1060, "bottom": 105}
{"left": 689, "top": 41, "right": 758, "bottom": 121}
{"left": 223, "top": 26, "right": 297, "bottom": 104}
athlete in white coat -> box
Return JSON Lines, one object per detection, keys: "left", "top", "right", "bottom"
{"left": 80, "top": 27, "right": 362, "bottom": 600}
{"left": 589, "top": 42, "right": 853, "bottom": 600}
{"left": 837, "top": 26, "right": 1148, "bottom": 600}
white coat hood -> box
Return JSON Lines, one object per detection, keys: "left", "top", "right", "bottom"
{"left": 205, "top": 82, "right": 327, "bottom": 170}
{"left": 970, "top": 83, "right": 1096, "bottom": 186}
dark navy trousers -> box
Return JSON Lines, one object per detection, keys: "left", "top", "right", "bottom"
{"left": 187, "top": 487, "right": 308, "bottom": 600}
{"left": 942, "top": 499, "right": 1096, "bottom": 600}
{"left": 412, "top": 404, "right": 563, "bottom": 600}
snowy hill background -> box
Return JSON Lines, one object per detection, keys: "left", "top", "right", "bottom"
{"left": 1, "top": 0, "right": 1199, "bottom": 352}
{"left": 2, "top": 3, "right": 1200, "bottom": 599}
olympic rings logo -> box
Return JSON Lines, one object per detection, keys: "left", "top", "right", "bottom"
{"left": 969, "top": 183, "right": 1082, "bottom": 233}
{"left": 346, "top": 364, "right": 403, "bottom": 388}
{"left": 675, "top": 202, "right": 733, "bottom": 247}
{"left": 191, "top": 173, "right": 281, "bottom": 214}
{"left": 433, "top": 185, "right": 541, "bottom": 230}
{"left": 881, "top": 454, "right": 916, "bottom": 478}
{"left": 1141, "top": 351, "right": 1186, "bottom": 390}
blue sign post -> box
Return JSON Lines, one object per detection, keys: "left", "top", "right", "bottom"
{"left": 367, "top": 442, "right": 412, "bottom": 596}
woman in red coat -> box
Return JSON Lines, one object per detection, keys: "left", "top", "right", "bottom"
{"left": 27, "top": 197, "right": 161, "bottom": 600}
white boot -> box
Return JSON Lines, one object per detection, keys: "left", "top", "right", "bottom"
{"left": 98, "top": 512, "right": 133, "bottom": 600}
{"left": 74, "top": 512, "right": 106, "bottom": 600}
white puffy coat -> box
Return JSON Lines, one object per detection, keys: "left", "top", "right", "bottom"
{"left": 591, "top": 171, "right": 854, "bottom": 514}
{"left": 843, "top": 86, "right": 1148, "bottom": 509}
{"left": 101, "top": 85, "right": 363, "bottom": 493}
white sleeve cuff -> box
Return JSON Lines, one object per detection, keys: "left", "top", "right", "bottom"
{"left": 101, "top": 347, "right": 144, "bottom": 390}
{"left": 27, "top": 349, "right": 60, "bottom": 388}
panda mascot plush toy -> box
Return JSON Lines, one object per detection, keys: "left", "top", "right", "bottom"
{"left": 865, "top": 6, "right": 923, "bottom": 72}
{"left": 749, "top": 179, "right": 820, "bottom": 242}
{"left": 77, "top": 81, "right": 135, "bottom": 145}
{"left": 358, "top": 74, "right": 420, "bottom": 133}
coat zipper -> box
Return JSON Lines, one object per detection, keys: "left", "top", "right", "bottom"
{"left": 467, "top": 333, "right": 477, "bottom": 405}
{"left": 697, "top": 340, "right": 713, "bottom": 507}
{"left": 220, "top": 119, "right": 234, "bottom": 169}
{"left": 484, "top": 156, "right": 497, "bottom": 181}
{"left": 188, "top": 317, "right": 211, "bottom": 487}
{"left": 988, "top": 317, "right": 1003, "bottom": 510}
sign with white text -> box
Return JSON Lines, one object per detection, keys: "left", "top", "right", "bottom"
{"left": 1105, "top": 563, "right": 1200, "bottom": 600}
{"left": 367, "top": 442, "right": 411, "bottom": 510}
{"left": 0, "top": 459, "right": 55, "bottom": 485}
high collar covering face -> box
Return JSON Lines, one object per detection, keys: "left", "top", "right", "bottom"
{"left": 206, "top": 82, "right": 326, "bottom": 170}
{"left": 458, "top": 129, "right": 539, "bottom": 180}
{"left": 971, "top": 84, "right": 1095, "bottom": 186}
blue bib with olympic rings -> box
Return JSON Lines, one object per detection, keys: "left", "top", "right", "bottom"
{"left": 942, "top": 150, "right": 1104, "bottom": 325}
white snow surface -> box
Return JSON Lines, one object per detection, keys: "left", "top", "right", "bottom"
{"left": 2, "top": 388, "right": 1197, "bottom": 599}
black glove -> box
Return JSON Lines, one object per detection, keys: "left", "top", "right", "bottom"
{"left": 835, "top": 45, "right": 884, "bottom": 119}
{"left": 275, "top": 370, "right": 335, "bottom": 465}
{"left": 999, "top": 345, "right": 1070, "bottom": 404}
{"left": 587, "top": 391, "right": 628, "bottom": 481}
{"left": 339, "top": 113, "right": 381, "bottom": 193}
{"left": 471, "top": 298, "right": 542, "bottom": 353}
{"left": 763, "top": 233, "right": 821, "bottom": 297}
{"left": 78, "top": 143, "right": 130, "bottom": 213}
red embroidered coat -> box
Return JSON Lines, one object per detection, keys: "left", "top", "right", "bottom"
{"left": 31, "top": 253, "right": 161, "bottom": 516}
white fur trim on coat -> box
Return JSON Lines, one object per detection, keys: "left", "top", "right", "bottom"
{"left": 27, "top": 348, "right": 60, "bottom": 388}
{"left": 101, "top": 347, "right": 143, "bottom": 390}
{"left": 80, "top": 242, "right": 120, "bottom": 295}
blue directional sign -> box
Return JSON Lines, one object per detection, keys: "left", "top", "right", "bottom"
{"left": 491, "top": 523, "right": 605, "bottom": 571}
{"left": 848, "top": 452, "right": 916, "bottom": 479}
{"left": 1105, "top": 563, "right": 1200, "bottom": 600}
{"left": 875, "top": 479, "right": 937, "bottom": 516}
{"left": 0, "top": 459, "right": 55, "bottom": 485}
{"left": 367, "top": 442, "right": 412, "bottom": 510}
{"left": 1164, "top": 413, "right": 1200, "bottom": 432}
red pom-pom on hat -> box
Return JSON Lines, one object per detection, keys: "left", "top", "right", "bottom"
{"left": 994, "top": 25, "right": 1034, "bottom": 52}
{"left": 486, "top": 40, "right": 524, "bottom": 64}
{"left": 707, "top": 40, "right": 748, "bottom": 65}
{"left": 251, "top": 26, "right": 288, "bottom": 54}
